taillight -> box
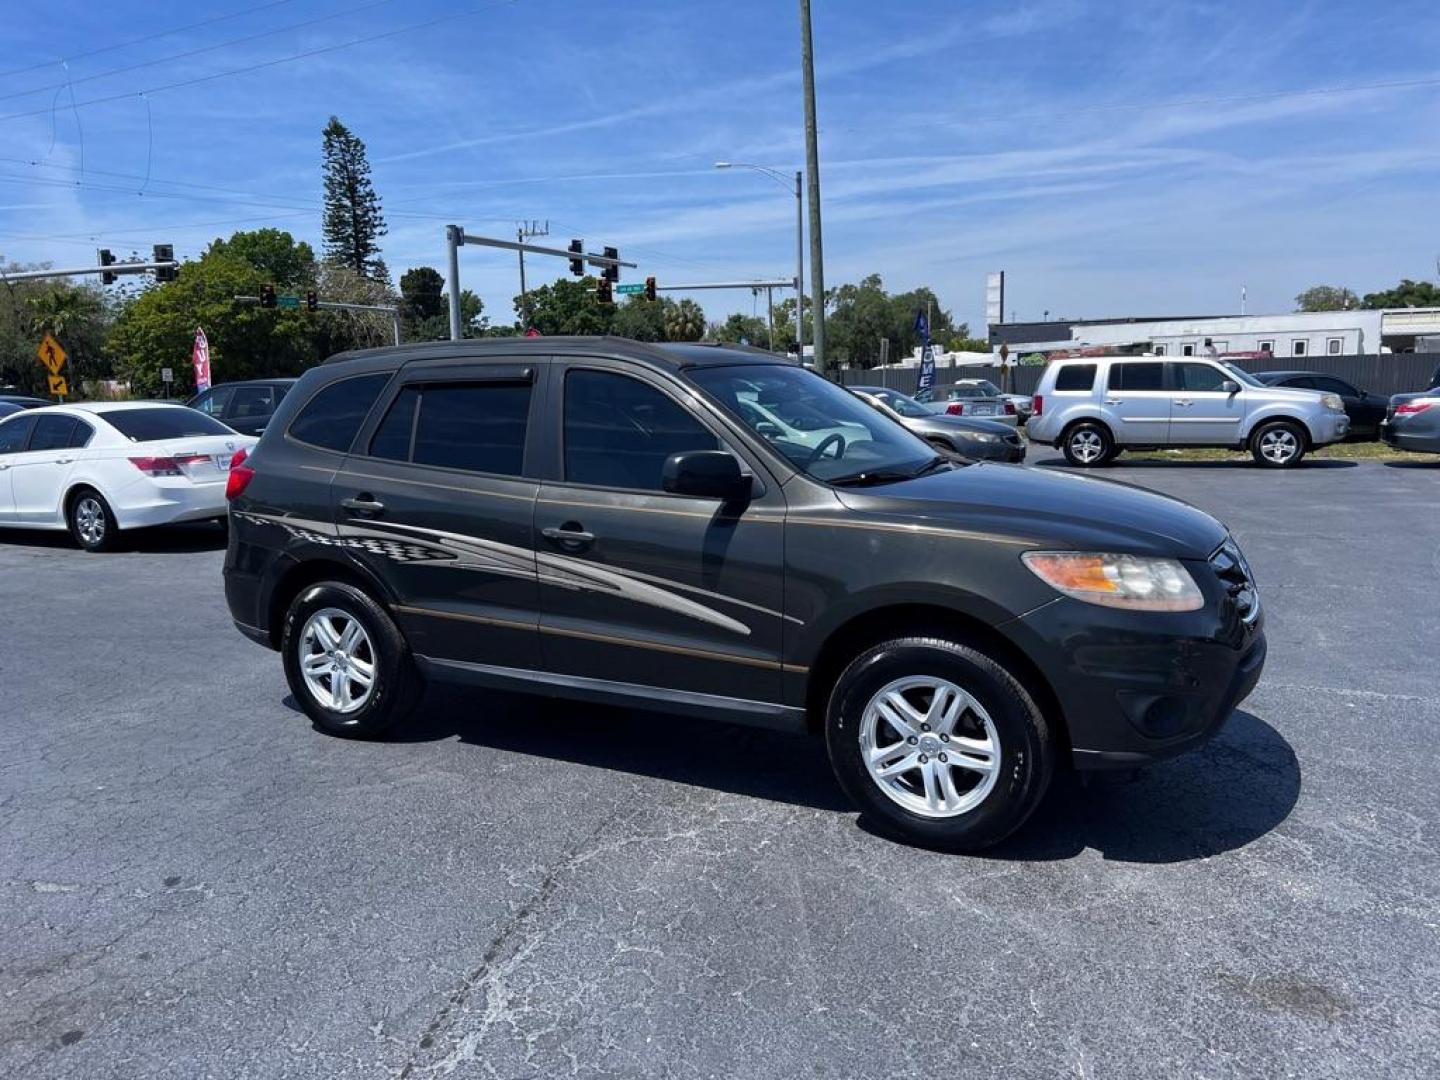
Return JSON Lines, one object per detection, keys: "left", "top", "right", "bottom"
{"left": 1004, "top": 400, "right": 1017, "bottom": 415}
{"left": 946, "top": 403, "right": 964, "bottom": 415}
{"left": 1032, "top": 395, "right": 1043, "bottom": 416}
{"left": 225, "top": 447, "right": 255, "bottom": 500}
{"left": 129, "top": 455, "right": 207, "bottom": 476}
{"left": 1394, "top": 400, "right": 1435, "bottom": 415}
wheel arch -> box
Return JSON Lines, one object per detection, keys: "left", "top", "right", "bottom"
{"left": 801, "top": 602, "right": 1071, "bottom": 761}
{"left": 263, "top": 553, "right": 397, "bottom": 650}
{"left": 1244, "top": 413, "right": 1313, "bottom": 447}
{"left": 1058, "top": 415, "right": 1115, "bottom": 450}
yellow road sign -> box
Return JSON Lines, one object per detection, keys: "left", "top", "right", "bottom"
{"left": 48, "top": 374, "right": 69, "bottom": 396}
{"left": 38, "top": 333, "right": 67, "bottom": 375}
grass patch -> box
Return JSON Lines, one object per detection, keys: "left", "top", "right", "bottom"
{"left": 1019, "top": 432, "right": 1421, "bottom": 463}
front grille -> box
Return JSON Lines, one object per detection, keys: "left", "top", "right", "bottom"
{"left": 1210, "top": 538, "right": 1259, "bottom": 624}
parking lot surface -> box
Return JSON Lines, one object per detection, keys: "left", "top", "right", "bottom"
{"left": 2, "top": 458, "right": 1438, "bottom": 1079}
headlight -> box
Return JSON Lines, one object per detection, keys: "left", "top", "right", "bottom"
{"left": 968, "top": 432, "right": 1002, "bottom": 443}
{"left": 1321, "top": 393, "right": 1344, "bottom": 412}
{"left": 1021, "top": 552, "right": 1204, "bottom": 611}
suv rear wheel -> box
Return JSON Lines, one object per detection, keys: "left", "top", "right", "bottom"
{"left": 824, "top": 636, "right": 1053, "bottom": 851}
{"left": 281, "top": 581, "right": 423, "bottom": 738}
{"left": 1061, "top": 421, "right": 1114, "bottom": 467}
{"left": 1250, "top": 420, "right": 1307, "bottom": 468}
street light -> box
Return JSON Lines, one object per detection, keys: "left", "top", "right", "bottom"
{"left": 715, "top": 161, "right": 804, "bottom": 356}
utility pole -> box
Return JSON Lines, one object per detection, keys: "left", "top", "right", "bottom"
{"left": 446, "top": 225, "right": 463, "bottom": 341}
{"left": 799, "top": 0, "right": 826, "bottom": 372}
{"left": 516, "top": 219, "right": 547, "bottom": 329}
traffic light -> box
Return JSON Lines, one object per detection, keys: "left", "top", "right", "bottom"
{"left": 98, "top": 248, "right": 115, "bottom": 285}
{"left": 596, "top": 278, "right": 612, "bottom": 304}
{"left": 152, "top": 244, "right": 176, "bottom": 283}
{"left": 644, "top": 276, "right": 657, "bottom": 302}
{"left": 568, "top": 239, "right": 584, "bottom": 276}
{"left": 260, "top": 283, "right": 276, "bottom": 308}
{"left": 603, "top": 246, "right": 619, "bottom": 283}
{"left": 306, "top": 290, "right": 318, "bottom": 312}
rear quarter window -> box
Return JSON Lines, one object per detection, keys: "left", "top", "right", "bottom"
{"left": 288, "top": 373, "right": 392, "bottom": 452}
{"left": 1054, "top": 364, "right": 1097, "bottom": 391}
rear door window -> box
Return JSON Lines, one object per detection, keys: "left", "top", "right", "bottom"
{"left": 0, "top": 415, "right": 37, "bottom": 453}
{"left": 409, "top": 383, "right": 531, "bottom": 476}
{"left": 289, "top": 374, "right": 391, "bottom": 452}
{"left": 1109, "top": 362, "right": 1164, "bottom": 391}
{"left": 29, "top": 415, "right": 78, "bottom": 451}
{"left": 1054, "top": 364, "right": 1096, "bottom": 391}
{"left": 1173, "top": 363, "right": 1229, "bottom": 392}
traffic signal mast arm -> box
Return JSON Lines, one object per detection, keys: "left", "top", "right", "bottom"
{"left": 2, "top": 258, "right": 180, "bottom": 284}
{"left": 451, "top": 230, "right": 637, "bottom": 273}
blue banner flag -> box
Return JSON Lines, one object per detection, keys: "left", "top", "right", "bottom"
{"left": 915, "top": 308, "right": 936, "bottom": 392}
{"left": 914, "top": 308, "right": 930, "bottom": 346}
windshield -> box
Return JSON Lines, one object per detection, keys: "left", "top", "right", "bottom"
{"left": 689, "top": 365, "right": 936, "bottom": 483}
{"left": 973, "top": 380, "right": 1003, "bottom": 396}
{"left": 1220, "top": 361, "right": 1264, "bottom": 388}
{"left": 102, "top": 407, "right": 234, "bottom": 442}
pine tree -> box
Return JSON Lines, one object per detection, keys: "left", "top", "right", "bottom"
{"left": 321, "top": 117, "right": 388, "bottom": 281}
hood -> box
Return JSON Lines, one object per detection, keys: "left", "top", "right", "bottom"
{"left": 834, "top": 463, "right": 1227, "bottom": 558}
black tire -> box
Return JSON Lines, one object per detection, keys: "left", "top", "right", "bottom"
{"left": 824, "top": 635, "right": 1053, "bottom": 852}
{"left": 67, "top": 488, "right": 120, "bottom": 552}
{"left": 1249, "top": 420, "right": 1308, "bottom": 468}
{"left": 280, "top": 581, "right": 423, "bottom": 739}
{"left": 1061, "top": 421, "right": 1114, "bottom": 467}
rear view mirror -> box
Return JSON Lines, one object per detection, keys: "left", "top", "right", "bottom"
{"left": 663, "top": 450, "right": 751, "bottom": 501}
{"left": 1221, "top": 380, "right": 1240, "bottom": 394}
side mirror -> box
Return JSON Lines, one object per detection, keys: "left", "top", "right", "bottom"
{"left": 1220, "top": 379, "right": 1240, "bottom": 394}
{"left": 663, "top": 450, "right": 750, "bottom": 501}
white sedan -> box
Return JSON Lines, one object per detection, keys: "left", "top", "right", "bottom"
{"left": 0, "top": 402, "right": 255, "bottom": 551}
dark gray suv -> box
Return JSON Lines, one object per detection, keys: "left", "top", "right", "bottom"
{"left": 223, "top": 338, "right": 1265, "bottom": 851}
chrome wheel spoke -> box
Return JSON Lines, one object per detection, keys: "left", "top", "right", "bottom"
{"left": 920, "top": 760, "right": 941, "bottom": 812}
{"left": 347, "top": 664, "right": 374, "bottom": 690}
{"left": 299, "top": 608, "right": 376, "bottom": 715}
{"left": 945, "top": 736, "right": 998, "bottom": 775}
{"left": 929, "top": 685, "right": 967, "bottom": 735}
{"left": 302, "top": 652, "right": 332, "bottom": 675}
{"left": 338, "top": 619, "right": 363, "bottom": 654}
{"left": 875, "top": 751, "right": 920, "bottom": 778}
{"left": 878, "top": 691, "right": 922, "bottom": 738}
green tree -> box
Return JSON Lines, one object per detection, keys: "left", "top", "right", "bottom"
{"left": 1362, "top": 279, "right": 1440, "bottom": 309}
{"left": 826, "top": 274, "right": 893, "bottom": 366}
{"left": 772, "top": 295, "right": 813, "bottom": 352}
{"left": 108, "top": 250, "right": 315, "bottom": 395}
{"left": 208, "top": 228, "right": 316, "bottom": 289}
{"left": 518, "top": 277, "right": 615, "bottom": 336}
{"left": 1294, "top": 285, "right": 1359, "bottom": 312}
{"left": 711, "top": 312, "right": 770, "bottom": 349}
{"left": 399, "top": 266, "right": 447, "bottom": 340}
{"left": 663, "top": 298, "right": 706, "bottom": 342}
{"left": 311, "top": 261, "right": 403, "bottom": 356}
{"left": 0, "top": 274, "right": 113, "bottom": 394}
{"left": 612, "top": 295, "right": 666, "bottom": 341}
{"left": 322, "top": 116, "right": 388, "bottom": 281}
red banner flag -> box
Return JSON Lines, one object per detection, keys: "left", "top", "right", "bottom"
{"left": 192, "top": 327, "right": 211, "bottom": 392}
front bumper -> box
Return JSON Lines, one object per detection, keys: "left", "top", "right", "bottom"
{"left": 1311, "top": 411, "right": 1349, "bottom": 446}
{"left": 1007, "top": 570, "right": 1266, "bottom": 770}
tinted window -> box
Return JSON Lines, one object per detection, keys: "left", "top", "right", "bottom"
{"left": 0, "top": 414, "right": 36, "bottom": 454}
{"left": 878, "top": 390, "right": 928, "bottom": 418}
{"left": 1280, "top": 375, "right": 1316, "bottom": 389}
{"left": 565, "top": 370, "right": 717, "bottom": 491}
{"left": 1055, "top": 364, "right": 1096, "bottom": 391}
{"left": 369, "top": 386, "right": 419, "bottom": 461}
{"left": 289, "top": 374, "right": 391, "bottom": 452}
{"left": 1311, "top": 376, "right": 1357, "bottom": 397}
{"left": 229, "top": 385, "right": 275, "bottom": 420}
{"left": 411, "top": 383, "right": 530, "bottom": 476}
{"left": 102, "top": 408, "right": 232, "bottom": 442}
{"left": 192, "top": 386, "right": 233, "bottom": 416}
{"left": 68, "top": 419, "right": 94, "bottom": 448}
{"left": 1109, "top": 362, "right": 1164, "bottom": 391}
{"left": 1173, "top": 363, "right": 1229, "bottom": 392}
{"left": 30, "top": 415, "right": 78, "bottom": 451}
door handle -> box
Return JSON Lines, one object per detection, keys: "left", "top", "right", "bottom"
{"left": 1174, "top": 399, "right": 1192, "bottom": 407}
{"left": 542, "top": 524, "right": 596, "bottom": 549}
{"left": 53, "top": 457, "right": 74, "bottom": 464}
{"left": 341, "top": 495, "right": 385, "bottom": 516}
{"left": 0, "top": 463, "right": 8, "bottom": 471}
{"left": 1103, "top": 398, "right": 1123, "bottom": 405}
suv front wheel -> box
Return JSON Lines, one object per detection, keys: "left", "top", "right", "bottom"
{"left": 1249, "top": 420, "right": 1308, "bottom": 468}
{"left": 825, "top": 636, "right": 1054, "bottom": 851}
{"left": 281, "top": 581, "right": 423, "bottom": 738}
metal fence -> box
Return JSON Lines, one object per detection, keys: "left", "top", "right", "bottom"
{"left": 834, "top": 353, "right": 1440, "bottom": 400}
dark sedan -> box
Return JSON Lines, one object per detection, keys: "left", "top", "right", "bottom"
{"left": 1382, "top": 392, "right": 1440, "bottom": 455}
{"left": 0, "top": 394, "right": 50, "bottom": 410}
{"left": 186, "top": 378, "right": 297, "bottom": 436}
{"left": 852, "top": 385, "right": 1025, "bottom": 463}
{"left": 1252, "top": 371, "right": 1388, "bottom": 440}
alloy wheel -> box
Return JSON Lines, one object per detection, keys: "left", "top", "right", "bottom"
{"left": 859, "top": 676, "right": 1001, "bottom": 819}
{"left": 299, "top": 608, "right": 376, "bottom": 714}
{"left": 1259, "top": 428, "right": 1298, "bottom": 464}
{"left": 1070, "top": 429, "right": 1105, "bottom": 464}
{"left": 75, "top": 497, "right": 105, "bottom": 546}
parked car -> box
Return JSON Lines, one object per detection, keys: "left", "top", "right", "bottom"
{"left": 1381, "top": 393, "right": 1440, "bottom": 456}
{"left": 0, "top": 394, "right": 50, "bottom": 410}
{"left": 1027, "top": 356, "right": 1349, "bottom": 468}
{"left": 952, "top": 378, "right": 1033, "bottom": 422}
{"left": 732, "top": 380, "right": 873, "bottom": 456}
{"left": 0, "top": 402, "right": 255, "bottom": 550}
{"left": 0, "top": 401, "right": 25, "bottom": 420}
{"left": 851, "top": 386, "right": 1025, "bottom": 463}
{"left": 1252, "top": 371, "right": 1388, "bottom": 440}
{"left": 187, "top": 378, "right": 297, "bottom": 436}
{"left": 224, "top": 339, "right": 1264, "bottom": 852}
{"left": 914, "top": 381, "right": 1020, "bottom": 425}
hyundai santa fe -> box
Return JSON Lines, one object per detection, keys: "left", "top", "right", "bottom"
{"left": 223, "top": 339, "right": 1266, "bottom": 851}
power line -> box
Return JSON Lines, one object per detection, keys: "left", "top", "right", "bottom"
{"left": 0, "top": 0, "right": 524, "bottom": 124}
{"left": 0, "top": 0, "right": 299, "bottom": 79}
{"left": 0, "top": 0, "right": 403, "bottom": 104}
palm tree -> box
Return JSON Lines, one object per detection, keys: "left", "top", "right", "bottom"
{"left": 663, "top": 298, "right": 706, "bottom": 342}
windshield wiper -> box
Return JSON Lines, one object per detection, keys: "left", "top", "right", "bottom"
{"left": 829, "top": 456, "right": 949, "bottom": 487}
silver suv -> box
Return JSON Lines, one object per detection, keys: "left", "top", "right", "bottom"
{"left": 1028, "top": 356, "right": 1350, "bottom": 468}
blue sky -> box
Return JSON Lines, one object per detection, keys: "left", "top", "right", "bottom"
{"left": 1, "top": 0, "right": 1438, "bottom": 330}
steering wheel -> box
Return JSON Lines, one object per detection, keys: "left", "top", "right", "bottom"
{"left": 805, "top": 432, "right": 846, "bottom": 466}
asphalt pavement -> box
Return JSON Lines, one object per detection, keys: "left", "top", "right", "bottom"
{"left": 2, "top": 457, "right": 1438, "bottom": 1079}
